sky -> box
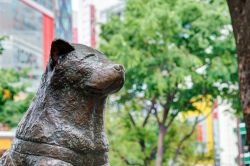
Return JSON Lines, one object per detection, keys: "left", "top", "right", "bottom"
{"left": 92, "top": 0, "right": 120, "bottom": 11}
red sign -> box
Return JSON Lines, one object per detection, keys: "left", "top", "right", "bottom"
{"left": 43, "top": 15, "right": 54, "bottom": 69}
{"left": 90, "top": 5, "right": 96, "bottom": 48}
{"left": 73, "top": 27, "right": 78, "bottom": 43}
{"left": 197, "top": 124, "right": 203, "bottom": 141}
{"left": 213, "top": 111, "right": 218, "bottom": 119}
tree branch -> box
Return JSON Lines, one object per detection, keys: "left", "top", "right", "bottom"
{"left": 162, "top": 107, "right": 170, "bottom": 125}
{"left": 162, "top": 91, "right": 176, "bottom": 125}
{"left": 154, "top": 108, "right": 161, "bottom": 126}
{"left": 144, "top": 146, "right": 157, "bottom": 164}
{"left": 165, "top": 110, "right": 180, "bottom": 130}
{"left": 142, "top": 98, "right": 156, "bottom": 127}
{"left": 128, "top": 112, "right": 137, "bottom": 127}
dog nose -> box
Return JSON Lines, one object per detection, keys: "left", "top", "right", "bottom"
{"left": 113, "top": 64, "right": 124, "bottom": 72}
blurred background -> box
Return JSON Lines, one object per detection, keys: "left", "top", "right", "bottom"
{"left": 0, "top": 0, "right": 248, "bottom": 166}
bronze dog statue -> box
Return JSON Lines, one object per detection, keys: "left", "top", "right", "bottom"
{"left": 0, "top": 39, "right": 125, "bottom": 166}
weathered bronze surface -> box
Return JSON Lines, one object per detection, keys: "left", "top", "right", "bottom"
{"left": 0, "top": 39, "right": 125, "bottom": 166}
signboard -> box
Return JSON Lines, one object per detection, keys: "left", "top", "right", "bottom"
{"left": 240, "top": 123, "right": 247, "bottom": 135}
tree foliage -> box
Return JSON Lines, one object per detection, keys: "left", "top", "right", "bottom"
{"left": 0, "top": 37, "right": 33, "bottom": 128}
{"left": 105, "top": 104, "right": 202, "bottom": 165}
{"left": 100, "top": 0, "right": 238, "bottom": 165}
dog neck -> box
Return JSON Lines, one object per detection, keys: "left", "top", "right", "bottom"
{"left": 16, "top": 68, "right": 109, "bottom": 152}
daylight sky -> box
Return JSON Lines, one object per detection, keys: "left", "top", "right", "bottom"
{"left": 92, "top": 0, "right": 120, "bottom": 10}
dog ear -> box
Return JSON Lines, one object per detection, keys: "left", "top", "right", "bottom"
{"left": 50, "top": 39, "right": 75, "bottom": 65}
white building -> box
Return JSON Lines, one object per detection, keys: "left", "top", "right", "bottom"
{"left": 71, "top": 0, "right": 124, "bottom": 48}
{"left": 213, "top": 99, "right": 240, "bottom": 166}
{"left": 99, "top": 2, "right": 125, "bottom": 23}
{"left": 72, "top": 0, "right": 96, "bottom": 47}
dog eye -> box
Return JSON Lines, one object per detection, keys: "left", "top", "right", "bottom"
{"left": 80, "top": 53, "right": 98, "bottom": 62}
{"left": 85, "top": 53, "right": 95, "bottom": 59}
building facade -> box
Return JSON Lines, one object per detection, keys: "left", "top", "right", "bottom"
{"left": 0, "top": 0, "right": 73, "bottom": 83}
{"left": 183, "top": 97, "right": 239, "bottom": 166}
{"left": 54, "top": 0, "right": 73, "bottom": 42}
{"left": 0, "top": 0, "right": 54, "bottom": 78}
{"left": 72, "top": 0, "right": 96, "bottom": 48}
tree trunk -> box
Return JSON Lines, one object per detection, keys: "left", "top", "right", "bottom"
{"left": 156, "top": 124, "right": 166, "bottom": 166}
{"left": 227, "top": 0, "right": 250, "bottom": 145}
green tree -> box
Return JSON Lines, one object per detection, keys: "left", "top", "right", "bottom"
{"left": 100, "top": 0, "right": 238, "bottom": 165}
{"left": 0, "top": 37, "right": 33, "bottom": 128}
{"left": 106, "top": 102, "right": 210, "bottom": 166}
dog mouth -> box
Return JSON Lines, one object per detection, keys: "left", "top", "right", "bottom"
{"left": 105, "top": 78, "right": 124, "bottom": 94}
{"left": 84, "top": 77, "right": 124, "bottom": 96}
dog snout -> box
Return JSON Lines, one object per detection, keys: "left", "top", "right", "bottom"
{"left": 113, "top": 64, "right": 124, "bottom": 72}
